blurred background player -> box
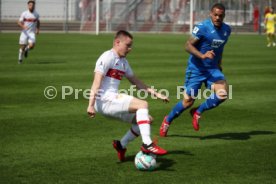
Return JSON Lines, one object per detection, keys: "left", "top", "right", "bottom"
{"left": 17, "top": 0, "right": 40, "bottom": 64}
{"left": 264, "top": 7, "right": 276, "bottom": 47}
{"left": 87, "top": 30, "right": 169, "bottom": 161}
{"left": 160, "top": 3, "right": 231, "bottom": 136}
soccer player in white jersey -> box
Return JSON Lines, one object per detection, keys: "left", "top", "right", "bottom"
{"left": 17, "top": 0, "right": 40, "bottom": 64}
{"left": 87, "top": 30, "right": 169, "bottom": 161}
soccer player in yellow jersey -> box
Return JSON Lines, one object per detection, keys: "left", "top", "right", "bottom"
{"left": 264, "top": 7, "right": 276, "bottom": 47}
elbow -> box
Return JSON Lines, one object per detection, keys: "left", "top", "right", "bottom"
{"left": 184, "top": 42, "right": 190, "bottom": 52}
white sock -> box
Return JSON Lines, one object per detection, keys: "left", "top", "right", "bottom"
{"left": 136, "top": 108, "right": 152, "bottom": 145}
{"left": 19, "top": 49, "right": 23, "bottom": 60}
{"left": 120, "top": 124, "right": 140, "bottom": 148}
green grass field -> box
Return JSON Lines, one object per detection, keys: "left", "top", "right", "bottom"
{"left": 0, "top": 33, "right": 276, "bottom": 184}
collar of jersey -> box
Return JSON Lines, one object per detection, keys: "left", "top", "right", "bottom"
{"left": 111, "top": 49, "right": 121, "bottom": 59}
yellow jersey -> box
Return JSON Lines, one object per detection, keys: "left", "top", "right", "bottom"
{"left": 265, "top": 13, "right": 276, "bottom": 33}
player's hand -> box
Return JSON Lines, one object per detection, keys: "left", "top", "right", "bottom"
{"left": 202, "top": 50, "right": 215, "bottom": 60}
{"left": 87, "top": 106, "right": 96, "bottom": 118}
{"left": 155, "top": 93, "right": 170, "bottom": 103}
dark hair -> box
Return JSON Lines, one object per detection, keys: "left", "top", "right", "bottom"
{"left": 28, "top": 0, "right": 35, "bottom": 4}
{"left": 115, "top": 30, "right": 133, "bottom": 40}
{"left": 211, "top": 3, "right": 225, "bottom": 12}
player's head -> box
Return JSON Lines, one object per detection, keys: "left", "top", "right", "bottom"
{"left": 210, "top": 3, "right": 226, "bottom": 28}
{"left": 270, "top": 7, "right": 274, "bottom": 13}
{"left": 27, "top": 0, "right": 35, "bottom": 12}
{"left": 113, "top": 30, "right": 133, "bottom": 58}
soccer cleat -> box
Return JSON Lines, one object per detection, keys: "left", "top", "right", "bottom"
{"left": 190, "top": 107, "right": 200, "bottom": 131}
{"left": 267, "top": 43, "right": 271, "bottom": 47}
{"left": 273, "top": 42, "right": 276, "bottom": 47}
{"left": 18, "top": 60, "right": 23, "bottom": 64}
{"left": 141, "top": 143, "right": 167, "bottom": 155}
{"left": 159, "top": 116, "right": 170, "bottom": 137}
{"left": 112, "top": 140, "right": 127, "bottom": 162}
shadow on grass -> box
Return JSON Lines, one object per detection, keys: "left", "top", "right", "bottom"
{"left": 169, "top": 130, "right": 275, "bottom": 140}
{"left": 121, "top": 150, "right": 193, "bottom": 171}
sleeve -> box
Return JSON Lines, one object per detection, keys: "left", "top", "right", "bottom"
{"left": 125, "top": 62, "right": 134, "bottom": 78}
{"left": 191, "top": 23, "right": 205, "bottom": 40}
{"left": 19, "top": 12, "right": 24, "bottom": 22}
{"left": 94, "top": 53, "right": 112, "bottom": 76}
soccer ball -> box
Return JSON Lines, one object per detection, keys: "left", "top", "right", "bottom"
{"left": 134, "top": 151, "right": 157, "bottom": 171}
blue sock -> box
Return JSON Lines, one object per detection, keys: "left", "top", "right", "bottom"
{"left": 167, "top": 101, "right": 186, "bottom": 123}
{"left": 197, "top": 93, "right": 224, "bottom": 114}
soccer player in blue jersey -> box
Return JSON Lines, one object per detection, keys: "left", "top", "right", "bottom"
{"left": 160, "top": 3, "right": 231, "bottom": 136}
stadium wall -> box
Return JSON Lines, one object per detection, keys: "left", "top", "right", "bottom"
{"left": 0, "top": 0, "right": 274, "bottom": 34}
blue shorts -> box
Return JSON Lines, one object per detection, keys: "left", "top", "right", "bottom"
{"left": 184, "top": 69, "right": 225, "bottom": 97}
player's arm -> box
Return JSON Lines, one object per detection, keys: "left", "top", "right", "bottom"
{"left": 17, "top": 13, "right": 27, "bottom": 30}
{"left": 218, "top": 58, "right": 223, "bottom": 71}
{"left": 126, "top": 75, "right": 169, "bottom": 103}
{"left": 264, "top": 15, "right": 268, "bottom": 27}
{"left": 87, "top": 72, "right": 104, "bottom": 118}
{"left": 185, "top": 36, "right": 215, "bottom": 60}
{"left": 218, "top": 51, "right": 223, "bottom": 71}
{"left": 17, "top": 20, "right": 27, "bottom": 30}
{"left": 36, "top": 19, "right": 40, "bottom": 34}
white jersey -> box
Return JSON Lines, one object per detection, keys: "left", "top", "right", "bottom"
{"left": 94, "top": 49, "right": 134, "bottom": 95}
{"left": 19, "top": 10, "right": 40, "bottom": 33}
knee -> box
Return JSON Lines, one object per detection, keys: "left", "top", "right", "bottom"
{"left": 183, "top": 98, "right": 194, "bottom": 108}
{"left": 216, "top": 89, "right": 228, "bottom": 101}
{"left": 138, "top": 100, "right": 148, "bottom": 109}
{"left": 29, "top": 43, "right": 35, "bottom": 49}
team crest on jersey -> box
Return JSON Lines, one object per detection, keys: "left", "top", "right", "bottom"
{"left": 211, "top": 39, "right": 225, "bottom": 48}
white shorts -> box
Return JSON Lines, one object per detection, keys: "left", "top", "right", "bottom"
{"left": 19, "top": 31, "right": 36, "bottom": 45}
{"left": 94, "top": 93, "right": 135, "bottom": 123}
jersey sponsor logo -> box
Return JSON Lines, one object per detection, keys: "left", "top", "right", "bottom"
{"left": 211, "top": 39, "right": 225, "bottom": 48}
{"left": 106, "top": 69, "right": 125, "bottom": 80}
{"left": 23, "top": 18, "right": 37, "bottom": 22}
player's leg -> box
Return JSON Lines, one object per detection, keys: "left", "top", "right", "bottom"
{"left": 160, "top": 69, "right": 203, "bottom": 136}
{"left": 24, "top": 32, "right": 36, "bottom": 58}
{"left": 18, "top": 32, "right": 28, "bottom": 64}
{"left": 18, "top": 45, "right": 26, "bottom": 64}
{"left": 160, "top": 92, "right": 195, "bottom": 136}
{"left": 267, "top": 31, "right": 273, "bottom": 47}
{"left": 113, "top": 120, "right": 139, "bottom": 162}
{"left": 114, "top": 115, "right": 154, "bottom": 161}
{"left": 272, "top": 31, "right": 276, "bottom": 46}
{"left": 195, "top": 80, "right": 227, "bottom": 114}
{"left": 119, "top": 115, "right": 154, "bottom": 149}
{"left": 95, "top": 94, "right": 137, "bottom": 161}
{"left": 128, "top": 97, "right": 167, "bottom": 155}
{"left": 190, "top": 70, "right": 228, "bottom": 131}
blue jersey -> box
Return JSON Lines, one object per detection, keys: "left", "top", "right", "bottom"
{"left": 188, "top": 18, "right": 231, "bottom": 71}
